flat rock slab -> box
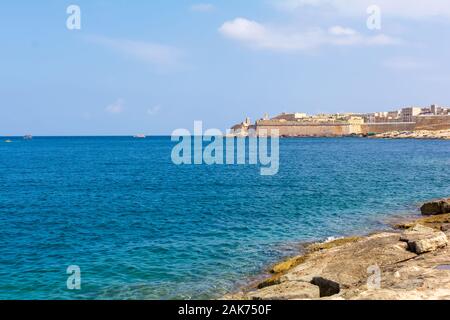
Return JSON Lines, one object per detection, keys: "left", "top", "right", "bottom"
{"left": 246, "top": 281, "right": 320, "bottom": 300}
{"left": 282, "top": 233, "right": 416, "bottom": 289}
{"left": 340, "top": 245, "right": 450, "bottom": 300}
{"left": 224, "top": 206, "right": 450, "bottom": 301}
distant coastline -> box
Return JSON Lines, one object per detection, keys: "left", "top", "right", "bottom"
{"left": 369, "top": 129, "right": 450, "bottom": 140}
{"left": 229, "top": 104, "right": 450, "bottom": 138}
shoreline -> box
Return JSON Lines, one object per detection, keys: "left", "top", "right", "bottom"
{"left": 231, "top": 129, "right": 450, "bottom": 140}
{"left": 223, "top": 197, "right": 450, "bottom": 300}
{"left": 370, "top": 129, "right": 450, "bottom": 140}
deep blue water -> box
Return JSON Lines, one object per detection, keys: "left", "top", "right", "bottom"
{"left": 0, "top": 137, "right": 449, "bottom": 300}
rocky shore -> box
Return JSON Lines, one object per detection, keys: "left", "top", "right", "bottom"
{"left": 371, "top": 129, "right": 450, "bottom": 140}
{"left": 224, "top": 197, "right": 450, "bottom": 300}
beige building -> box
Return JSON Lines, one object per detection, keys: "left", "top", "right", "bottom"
{"left": 401, "top": 107, "right": 422, "bottom": 122}
{"left": 387, "top": 111, "right": 400, "bottom": 120}
{"left": 272, "top": 113, "right": 308, "bottom": 121}
{"left": 346, "top": 116, "right": 365, "bottom": 125}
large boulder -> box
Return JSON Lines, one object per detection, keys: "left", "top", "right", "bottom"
{"left": 421, "top": 198, "right": 450, "bottom": 215}
{"left": 401, "top": 224, "right": 448, "bottom": 254}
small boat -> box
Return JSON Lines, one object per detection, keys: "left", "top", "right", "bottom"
{"left": 24, "top": 135, "right": 33, "bottom": 140}
{"left": 133, "top": 134, "right": 146, "bottom": 139}
{"left": 5, "top": 140, "right": 12, "bottom": 143}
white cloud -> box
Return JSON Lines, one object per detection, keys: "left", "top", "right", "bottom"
{"left": 190, "top": 3, "right": 215, "bottom": 12}
{"left": 105, "top": 99, "right": 125, "bottom": 114}
{"left": 147, "top": 105, "right": 161, "bottom": 116}
{"left": 219, "top": 18, "right": 399, "bottom": 52}
{"left": 382, "top": 56, "right": 431, "bottom": 71}
{"left": 87, "top": 36, "right": 181, "bottom": 68}
{"left": 275, "top": 0, "right": 450, "bottom": 19}
{"left": 328, "top": 26, "right": 356, "bottom": 36}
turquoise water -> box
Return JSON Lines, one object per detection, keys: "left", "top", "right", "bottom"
{"left": 0, "top": 137, "right": 449, "bottom": 299}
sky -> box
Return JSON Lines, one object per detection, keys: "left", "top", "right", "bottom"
{"left": 1, "top": 0, "right": 450, "bottom": 135}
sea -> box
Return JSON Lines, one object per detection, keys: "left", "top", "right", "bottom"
{"left": 0, "top": 136, "right": 449, "bottom": 299}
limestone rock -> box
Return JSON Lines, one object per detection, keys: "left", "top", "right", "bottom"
{"left": 373, "top": 130, "right": 450, "bottom": 141}
{"left": 345, "top": 288, "right": 450, "bottom": 300}
{"left": 443, "top": 201, "right": 450, "bottom": 214}
{"left": 421, "top": 198, "right": 450, "bottom": 216}
{"left": 270, "top": 255, "right": 308, "bottom": 274}
{"left": 219, "top": 293, "right": 246, "bottom": 300}
{"left": 409, "top": 233, "right": 447, "bottom": 254}
{"left": 307, "top": 237, "right": 361, "bottom": 253}
{"left": 400, "top": 224, "right": 436, "bottom": 241}
{"left": 401, "top": 224, "right": 448, "bottom": 254}
{"left": 237, "top": 233, "right": 415, "bottom": 301}
{"left": 340, "top": 246, "right": 450, "bottom": 300}
{"left": 247, "top": 281, "right": 320, "bottom": 300}
{"left": 311, "top": 277, "right": 340, "bottom": 297}
{"left": 223, "top": 204, "right": 450, "bottom": 301}
{"left": 282, "top": 233, "right": 416, "bottom": 289}
{"left": 395, "top": 214, "right": 450, "bottom": 230}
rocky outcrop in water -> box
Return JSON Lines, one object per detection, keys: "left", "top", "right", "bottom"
{"left": 421, "top": 198, "right": 450, "bottom": 215}
{"left": 224, "top": 200, "right": 450, "bottom": 300}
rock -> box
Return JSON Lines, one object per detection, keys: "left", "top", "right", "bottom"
{"left": 421, "top": 198, "right": 450, "bottom": 215}
{"left": 307, "top": 237, "right": 361, "bottom": 253}
{"left": 395, "top": 214, "right": 450, "bottom": 230}
{"left": 409, "top": 233, "right": 447, "bottom": 254}
{"left": 421, "top": 201, "right": 442, "bottom": 215}
{"left": 241, "top": 232, "right": 415, "bottom": 301}
{"left": 219, "top": 293, "right": 246, "bottom": 300}
{"left": 400, "top": 224, "right": 436, "bottom": 241}
{"left": 281, "top": 233, "right": 416, "bottom": 289}
{"left": 311, "top": 277, "right": 340, "bottom": 297}
{"left": 345, "top": 288, "right": 450, "bottom": 300}
{"left": 224, "top": 201, "right": 450, "bottom": 301}
{"left": 401, "top": 224, "right": 448, "bottom": 254}
{"left": 270, "top": 255, "right": 308, "bottom": 274}
{"left": 375, "top": 130, "right": 450, "bottom": 140}
{"left": 257, "top": 274, "right": 282, "bottom": 289}
{"left": 443, "top": 200, "right": 450, "bottom": 213}
{"left": 341, "top": 245, "right": 450, "bottom": 300}
{"left": 247, "top": 281, "right": 320, "bottom": 300}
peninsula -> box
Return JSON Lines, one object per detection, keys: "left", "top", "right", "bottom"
{"left": 230, "top": 104, "right": 450, "bottom": 138}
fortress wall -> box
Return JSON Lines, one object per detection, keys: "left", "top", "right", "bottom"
{"left": 361, "top": 123, "right": 416, "bottom": 134}
{"left": 349, "top": 124, "right": 363, "bottom": 135}
{"left": 414, "top": 116, "right": 450, "bottom": 130}
{"left": 256, "top": 124, "right": 353, "bottom": 136}
{"left": 250, "top": 115, "right": 450, "bottom": 137}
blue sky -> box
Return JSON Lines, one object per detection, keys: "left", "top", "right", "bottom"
{"left": 1, "top": 0, "right": 450, "bottom": 135}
